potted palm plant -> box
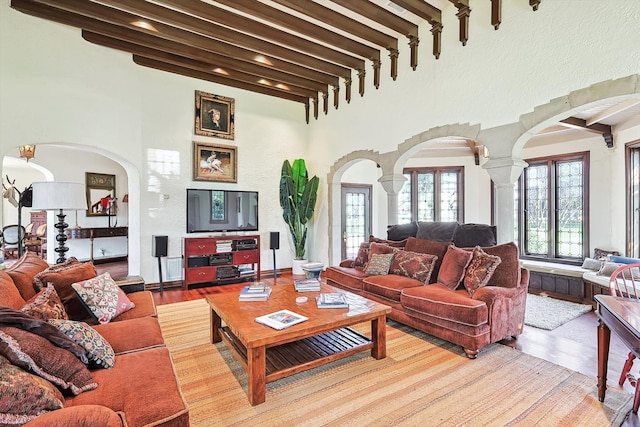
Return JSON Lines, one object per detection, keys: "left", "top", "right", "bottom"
{"left": 279, "top": 159, "right": 319, "bottom": 274}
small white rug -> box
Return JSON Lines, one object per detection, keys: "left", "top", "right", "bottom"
{"left": 524, "top": 293, "right": 593, "bottom": 330}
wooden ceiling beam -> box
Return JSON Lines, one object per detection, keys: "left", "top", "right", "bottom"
{"left": 32, "top": 0, "right": 352, "bottom": 80}
{"left": 389, "top": 0, "right": 442, "bottom": 59}
{"left": 449, "top": 0, "right": 471, "bottom": 46}
{"left": 82, "top": 32, "right": 320, "bottom": 100}
{"left": 103, "top": 0, "right": 365, "bottom": 71}
{"left": 215, "top": 0, "right": 377, "bottom": 95}
{"left": 328, "top": 0, "right": 420, "bottom": 71}
{"left": 559, "top": 117, "right": 614, "bottom": 148}
{"left": 270, "top": 0, "right": 397, "bottom": 84}
{"left": 82, "top": 31, "right": 331, "bottom": 94}
{"left": 132, "top": 56, "right": 314, "bottom": 123}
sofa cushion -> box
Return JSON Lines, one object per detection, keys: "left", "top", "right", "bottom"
{"left": 581, "top": 257, "right": 603, "bottom": 271}
{"left": 5, "top": 252, "right": 49, "bottom": 301}
{"left": 0, "top": 270, "right": 27, "bottom": 310}
{"left": 364, "top": 253, "right": 395, "bottom": 275}
{"left": 93, "top": 316, "right": 165, "bottom": 355}
{"left": 598, "top": 261, "right": 625, "bottom": 277}
{"left": 0, "top": 327, "right": 97, "bottom": 395}
{"left": 324, "top": 266, "right": 368, "bottom": 291}
{"left": 389, "top": 251, "right": 437, "bottom": 284}
{"left": 463, "top": 246, "right": 502, "bottom": 296}
{"left": 478, "top": 242, "right": 520, "bottom": 288}
{"left": 386, "top": 221, "right": 418, "bottom": 241}
{"left": 363, "top": 274, "right": 424, "bottom": 303}
{"left": 437, "top": 245, "right": 473, "bottom": 290}
{"left": 67, "top": 347, "right": 189, "bottom": 427}
{"left": 0, "top": 354, "right": 64, "bottom": 425}
{"left": 400, "top": 284, "right": 488, "bottom": 326}
{"left": 21, "top": 284, "right": 68, "bottom": 322}
{"left": 453, "top": 223, "right": 497, "bottom": 248}
{"left": 353, "top": 242, "right": 370, "bottom": 268}
{"left": 34, "top": 261, "right": 99, "bottom": 324}
{"left": 72, "top": 272, "right": 135, "bottom": 324}
{"left": 111, "top": 291, "right": 157, "bottom": 321}
{"left": 415, "top": 221, "right": 459, "bottom": 242}
{"left": 48, "top": 319, "right": 115, "bottom": 369}
{"left": 609, "top": 255, "right": 640, "bottom": 265}
{"left": 404, "top": 237, "right": 451, "bottom": 282}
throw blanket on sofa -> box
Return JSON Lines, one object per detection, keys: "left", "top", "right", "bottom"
{"left": 0, "top": 306, "right": 88, "bottom": 363}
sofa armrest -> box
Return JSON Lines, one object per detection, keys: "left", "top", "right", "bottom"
{"left": 339, "top": 259, "right": 355, "bottom": 268}
{"left": 25, "top": 405, "right": 123, "bottom": 427}
{"left": 472, "top": 285, "right": 524, "bottom": 307}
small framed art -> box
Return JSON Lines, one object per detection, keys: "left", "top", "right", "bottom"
{"left": 194, "top": 90, "right": 235, "bottom": 140}
{"left": 193, "top": 141, "right": 237, "bottom": 183}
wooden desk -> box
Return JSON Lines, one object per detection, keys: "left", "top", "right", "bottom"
{"left": 595, "top": 294, "right": 640, "bottom": 412}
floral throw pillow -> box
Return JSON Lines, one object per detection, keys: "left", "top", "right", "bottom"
{"left": 72, "top": 272, "right": 135, "bottom": 324}
{"left": 0, "top": 354, "right": 64, "bottom": 425}
{"left": 21, "top": 283, "right": 69, "bottom": 322}
{"left": 463, "top": 246, "right": 502, "bottom": 297}
{"left": 364, "top": 253, "right": 395, "bottom": 276}
{"left": 48, "top": 319, "right": 115, "bottom": 369}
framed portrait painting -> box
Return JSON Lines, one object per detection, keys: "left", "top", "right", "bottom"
{"left": 193, "top": 141, "right": 237, "bottom": 183}
{"left": 194, "top": 90, "right": 235, "bottom": 140}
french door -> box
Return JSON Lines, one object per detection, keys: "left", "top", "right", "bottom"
{"left": 341, "top": 184, "right": 371, "bottom": 260}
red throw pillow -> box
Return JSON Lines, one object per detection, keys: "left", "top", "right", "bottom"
{"left": 389, "top": 251, "right": 437, "bottom": 284}
{"left": 437, "top": 245, "right": 473, "bottom": 290}
{"left": 463, "top": 246, "right": 502, "bottom": 296}
{"left": 353, "top": 242, "right": 371, "bottom": 268}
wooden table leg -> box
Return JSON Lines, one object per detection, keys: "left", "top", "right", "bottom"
{"left": 371, "top": 315, "right": 387, "bottom": 360}
{"left": 247, "top": 346, "right": 266, "bottom": 405}
{"left": 210, "top": 308, "right": 222, "bottom": 344}
{"left": 597, "top": 318, "right": 611, "bottom": 402}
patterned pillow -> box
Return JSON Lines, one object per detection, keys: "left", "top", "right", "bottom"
{"left": 21, "top": 284, "right": 69, "bottom": 322}
{"left": 593, "top": 248, "right": 620, "bottom": 261}
{"left": 364, "top": 253, "right": 395, "bottom": 276}
{"left": 0, "top": 354, "right": 64, "bottom": 425}
{"left": 72, "top": 272, "right": 135, "bottom": 324}
{"left": 437, "top": 245, "right": 473, "bottom": 290}
{"left": 463, "top": 246, "right": 502, "bottom": 297}
{"left": 48, "top": 319, "right": 115, "bottom": 369}
{"left": 0, "top": 327, "right": 96, "bottom": 395}
{"left": 353, "top": 242, "right": 371, "bottom": 268}
{"left": 389, "top": 251, "right": 437, "bottom": 284}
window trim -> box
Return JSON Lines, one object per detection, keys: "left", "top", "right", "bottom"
{"left": 626, "top": 140, "right": 640, "bottom": 258}
{"left": 518, "top": 151, "right": 589, "bottom": 264}
{"left": 401, "top": 166, "right": 465, "bottom": 223}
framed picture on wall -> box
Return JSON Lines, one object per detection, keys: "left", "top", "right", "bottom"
{"left": 194, "top": 90, "right": 235, "bottom": 140}
{"left": 193, "top": 141, "right": 238, "bottom": 183}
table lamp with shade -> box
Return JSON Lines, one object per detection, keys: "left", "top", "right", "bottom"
{"left": 31, "top": 182, "right": 87, "bottom": 264}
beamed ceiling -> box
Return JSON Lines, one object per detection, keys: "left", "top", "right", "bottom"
{"left": 11, "top": 0, "right": 546, "bottom": 124}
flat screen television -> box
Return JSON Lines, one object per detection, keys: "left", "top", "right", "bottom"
{"left": 187, "top": 189, "right": 258, "bottom": 233}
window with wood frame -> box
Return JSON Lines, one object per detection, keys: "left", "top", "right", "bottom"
{"left": 627, "top": 140, "right": 640, "bottom": 258}
{"left": 398, "top": 167, "right": 464, "bottom": 224}
{"left": 518, "top": 152, "right": 589, "bottom": 263}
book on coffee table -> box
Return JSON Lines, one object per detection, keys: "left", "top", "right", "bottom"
{"left": 239, "top": 285, "right": 272, "bottom": 302}
{"left": 255, "top": 309, "right": 308, "bottom": 330}
{"left": 316, "top": 292, "right": 349, "bottom": 309}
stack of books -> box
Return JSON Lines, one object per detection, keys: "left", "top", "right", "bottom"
{"left": 315, "top": 292, "right": 349, "bottom": 309}
{"left": 238, "top": 282, "right": 272, "bottom": 301}
{"left": 216, "top": 240, "right": 233, "bottom": 252}
{"left": 238, "top": 264, "right": 255, "bottom": 277}
{"left": 294, "top": 278, "right": 321, "bottom": 292}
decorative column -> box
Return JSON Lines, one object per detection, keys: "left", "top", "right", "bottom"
{"left": 378, "top": 174, "right": 407, "bottom": 227}
{"left": 482, "top": 157, "right": 527, "bottom": 244}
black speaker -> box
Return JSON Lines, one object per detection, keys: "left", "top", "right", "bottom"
{"left": 152, "top": 235, "right": 168, "bottom": 257}
{"left": 269, "top": 232, "right": 280, "bottom": 250}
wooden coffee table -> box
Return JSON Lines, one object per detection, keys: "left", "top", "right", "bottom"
{"left": 206, "top": 282, "right": 391, "bottom": 405}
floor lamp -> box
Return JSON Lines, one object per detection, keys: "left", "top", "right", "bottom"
{"left": 31, "top": 182, "right": 87, "bottom": 264}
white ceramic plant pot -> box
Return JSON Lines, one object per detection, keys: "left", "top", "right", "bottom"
{"left": 291, "top": 258, "right": 308, "bottom": 276}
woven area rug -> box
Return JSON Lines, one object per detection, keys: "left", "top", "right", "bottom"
{"left": 525, "top": 293, "right": 593, "bottom": 331}
{"left": 157, "top": 299, "right": 631, "bottom": 426}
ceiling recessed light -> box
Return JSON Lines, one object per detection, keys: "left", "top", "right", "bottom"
{"left": 212, "top": 67, "right": 229, "bottom": 75}
{"left": 254, "top": 55, "right": 273, "bottom": 66}
{"left": 258, "top": 79, "right": 272, "bottom": 86}
{"left": 131, "top": 20, "right": 158, "bottom": 32}
{"left": 275, "top": 83, "right": 290, "bottom": 91}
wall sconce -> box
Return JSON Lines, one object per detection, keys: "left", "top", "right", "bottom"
{"left": 122, "top": 194, "right": 129, "bottom": 203}
{"left": 19, "top": 145, "right": 36, "bottom": 162}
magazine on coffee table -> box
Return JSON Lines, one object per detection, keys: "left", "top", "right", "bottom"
{"left": 255, "top": 309, "right": 309, "bottom": 330}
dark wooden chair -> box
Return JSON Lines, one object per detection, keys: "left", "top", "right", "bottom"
{"left": 609, "top": 262, "right": 640, "bottom": 413}
{"left": 1, "top": 225, "right": 26, "bottom": 259}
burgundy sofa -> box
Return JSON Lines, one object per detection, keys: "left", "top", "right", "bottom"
{"left": 325, "top": 223, "right": 529, "bottom": 358}
{"left": 0, "top": 252, "right": 189, "bottom": 426}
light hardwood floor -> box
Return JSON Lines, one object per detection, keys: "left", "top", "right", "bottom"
{"left": 98, "top": 261, "right": 639, "bottom": 425}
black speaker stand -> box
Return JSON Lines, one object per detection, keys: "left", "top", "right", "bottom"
{"left": 156, "top": 255, "right": 164, "bottom": 292}
{"left": 272, "top": 248, "right": 278, "bottom": 281}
